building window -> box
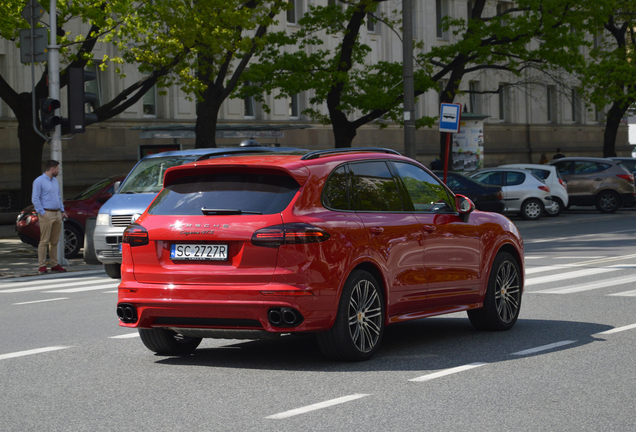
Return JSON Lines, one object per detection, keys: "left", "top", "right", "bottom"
{"left": 367, "top": 13, "right": 377, "bottom": 33}
{"left": 497, "top": 2, "right": 510, "bottom": 26}
{"left": 143, "top": 83, "right": 157, "bottom": 116}
{"left": 85, "top": 63, "right": 103, "bottom": 110}
{"left": 571, "top": 88, "right": 581, "bottom": 123}
{"left": 289, "top": 94, "right": 299, "bottom": 118}
{"left": 287, "top": 0, "right": 301, "bottom": 24}
{"left": 469, "top": 81, "right": 480, "bottom": 114}
{"left": 547, "top": 85, "right": 557, "bottom": 123}
{"left": 436, "top": 0, "right": 449, "bottom": 40}
{"left": 498, "top": 84, "right": 508, "bottom": 121}
{"left": 244, "top": 81, "right": 255, "bottom": 118}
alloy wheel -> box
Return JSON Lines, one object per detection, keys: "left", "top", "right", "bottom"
{"left": 348, "top": 279, "right": 382, "bottom": 353}
{"left": 494, "top": 260, "right": 521, "bottom": 324}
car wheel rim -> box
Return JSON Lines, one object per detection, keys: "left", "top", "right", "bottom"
{"left": 495, "top": 260, "right": 520, "bottom": 324}
{"left": 600, "top": 194, "right": 617, "bottom": 210}
{"left": 348, "top": 279, "right": 382, "bottom": 353}
{"left": 64, "top": 229, "right": 77, "bottom": 255}
{"left": 546, "top": 201, "right": 560, "bottom": 214}
{"left": 526, "top": 202, "right": 541, "bottom": 218}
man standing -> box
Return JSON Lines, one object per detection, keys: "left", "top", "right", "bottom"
{"left": 553, "top": 148, "right": 566, "bottom": 160}
{"left": 32, "top": 160, "right": 68, "bottom": 274}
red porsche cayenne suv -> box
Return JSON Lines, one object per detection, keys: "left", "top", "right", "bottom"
{"left": 118, "top": 149, "right": 524, "bottom": 361}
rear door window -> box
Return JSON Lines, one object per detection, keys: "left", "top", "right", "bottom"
{"left": 350, "top": 161, "right": 404, "bottom": 212}
{"left": 472, "top": 171, "right": 503, "bottom": 186}
{"left": 147, "top": 173, "right": 299, "bottom": 215}
{"left": 505, "top": 172, "right": 526, "bottom": 186}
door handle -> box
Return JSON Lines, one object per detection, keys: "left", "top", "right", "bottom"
{"left": 422, "top": 225, "right": 436, "bottom": 232}
{"left": 594, "top": 178, "right": 603, "bottom": 181}
{"left": 369, "top": 227, "right": 384, "bottom": 234}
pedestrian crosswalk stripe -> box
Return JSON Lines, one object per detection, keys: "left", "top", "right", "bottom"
{"left": 608, "top": 289, "right": 636, "bottom": 297}
{"left": 531, "top": 275, "right": 635, "bottom": 294}
{"left": 0, "top": 277, "right": 109, "bottom": 293}
{"left": 45, "top": 283, "right": 120, "bottom": 293}
{"left": 525, "top": 264, "right": 636, "bottom": 287}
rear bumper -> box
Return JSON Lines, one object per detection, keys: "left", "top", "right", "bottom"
{"left": 117, "top": 281, "right": 337, "bottom": 334}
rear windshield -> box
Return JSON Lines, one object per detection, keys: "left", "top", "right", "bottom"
{"left": 118, "top": 156, "right": 197, "bottom": 194}
{"left": 147, "top": 173, "right": 300, "bottom": 215}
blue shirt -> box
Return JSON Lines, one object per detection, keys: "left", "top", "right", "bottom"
{"left": 32, "top": 173, "right": 64, "bottom": 215}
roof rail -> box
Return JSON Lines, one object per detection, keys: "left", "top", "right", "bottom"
{"left": 300, "top": 147, "right": 402, "bottom": 161}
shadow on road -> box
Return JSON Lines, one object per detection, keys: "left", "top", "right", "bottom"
{"left": 154, "top": 317, "right": 612, "bottom": 372}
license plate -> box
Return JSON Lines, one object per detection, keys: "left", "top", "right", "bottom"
{"left": 170, "top": 244, "right": 228, "bottom": 261}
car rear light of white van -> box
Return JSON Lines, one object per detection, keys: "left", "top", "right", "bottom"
{"left": 252, "top": 223, "right": 331, "bottom": 248}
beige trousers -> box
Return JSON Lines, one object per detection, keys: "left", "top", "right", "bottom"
{"left": 38, "top": 210, "right": 63, "bottom": 267}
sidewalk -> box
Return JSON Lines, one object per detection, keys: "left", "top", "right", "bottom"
{"left": 0, "top": 224, "right": 104, "bottom": 279}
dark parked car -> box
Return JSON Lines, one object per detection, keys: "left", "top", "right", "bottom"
{"left": 549, "top": 157, "right": 635, "bottom": 213}
{"left": 433, "top": 171, "right": 505, "bottom": 213}
{"left": 117, "top": 148, "right": 524, "bottom": 361}
{"left": 15, "top": 174, "right": 126, "bottom": 258}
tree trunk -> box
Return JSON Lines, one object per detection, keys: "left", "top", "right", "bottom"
{"left": 195, "top": 86, "right": 223, "bottom": 149}
{"left": 330, "top": 110, "right": 357, "bottom": 148}
{"left": 603, "top": 101, "right": 629, "bottom": 158}
{"left": 15, "top": 93, "right": 46, "bottom": 208}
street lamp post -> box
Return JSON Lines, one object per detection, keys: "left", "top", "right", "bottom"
{"left": 402, "top": 0, "right": 416, "bottom": 159}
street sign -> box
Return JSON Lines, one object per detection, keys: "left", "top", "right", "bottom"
{"left": 19, "top": 27, "right": 48, "bottom": 63}
{"left": 439, "top": 103, "right": 462, "bottom": 133}
{"left": 21, "top": 0, "right": 45, "bottom": 22}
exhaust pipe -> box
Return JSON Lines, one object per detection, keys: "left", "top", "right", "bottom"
{"left": 268, "top": 309, "right": 283, "bottom": 326}
{"left": 267, "top": 307, "right": 304, "bottom": 327}
{"left": 117, "top": 303, "right": 138, "bottom": 323}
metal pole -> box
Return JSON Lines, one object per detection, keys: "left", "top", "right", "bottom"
{"left": 48, "top": 0, "right": 67, "bottom": 265}
{"left": 402, "top": 0, "right": 416, "bottom": 159}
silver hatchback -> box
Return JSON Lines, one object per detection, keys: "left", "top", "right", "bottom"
{"left": 469, "top": 168, "right": 553, "bottom": 220}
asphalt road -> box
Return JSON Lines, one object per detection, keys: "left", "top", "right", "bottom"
{"left": 1, "top": 209, "right": 636, "bottom": 431}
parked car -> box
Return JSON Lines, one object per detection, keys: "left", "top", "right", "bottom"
{"left": 432, "top": 170, "right": 505, "bottom": 213}
{"left": 15, "top": 174, "right": 126, "bottom": 258}
{"left": 548, "top": 157, "right": 635, "bottom": 213}
{"left": 94, "top": 146, "right": 307, "bottom": 279}
{"left": 468, "top": 168, "right": 554, "bottom": 220}
{"left": 498, "top": 163, "right": 569, "bottom": 217}
{"left": 116, "top": 148, "right": 525, "bottom": 361}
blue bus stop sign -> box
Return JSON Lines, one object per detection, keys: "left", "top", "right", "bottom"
{"left": 439, "top": 103, "right": 462, "bottom": 133}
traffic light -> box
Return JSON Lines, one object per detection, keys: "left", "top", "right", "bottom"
{"left": 67, "top": 67, "right": 99, "bottom": 134}
{"left": 40, "top": 99, "right": 62, "bottom": 133}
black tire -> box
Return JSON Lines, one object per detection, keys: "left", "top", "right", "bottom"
{"left": 595, "top": 190, "right": 621, "bottom": 213}
{"left": 138, "top": 328, "right": 202, "bottom": 355}
{"left": 64, "top": 224, "right": 82, "bottom": 258}
{"left": 468, "top": 252, "right": 522, "bottom": 331}
{"left": 316, "top": 270, "right": 385, "bottom": 361}
{"left": 104, "top": 263, "right": 121, "bottom": 279}
{"left": 544, "top": 197, "right": 563, "bottom": 217}
{"left": 520, "top": 198, "right": 543, "bottom": 220}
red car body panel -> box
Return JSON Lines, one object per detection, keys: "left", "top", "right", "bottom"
{"left": 118, "top": 153, "right": 524, "bottom": 336}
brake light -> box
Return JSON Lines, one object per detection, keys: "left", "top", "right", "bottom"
{"left": 123, "top": 224, "right": 149, "bottom": 247}
{"left": 538, "top": 186, "right": 550, "bottom": 192}
{"left": 497, "top": 190, "right": 504, "bottom": 199}
{"left": 616, "top": 173, "right": 634, "bottom": 183}
{"left": 559, "top": 178, "right": 567, "bottom": 189}
{"left": 252, "top": 223, "right": 331, "bottom": 248}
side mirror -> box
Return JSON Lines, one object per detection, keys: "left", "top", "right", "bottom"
{"left": 455, "top": 194, "right": 475, "bottom": 222}
{"left": 113, "top": 181, "right": 121, "bottom": 193}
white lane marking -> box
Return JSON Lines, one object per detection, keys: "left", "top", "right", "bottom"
{"left": 409, "top": 362, "right": 487, "bottom": 382}
{"left": 102, "top": 290, "right": 118, "bottom": 294}
{"left": 524, "top": 256, "right": 545, "bottom": 260}
{"left": 45, "top": 283, "right": 120, "bottom": 293}
{"left": 553, "top": 256, "right": 605, "bottom": 259}
{"left": 0, "top": 276, "right": 108, "bottom": 293}
{"left": 595, "top": 324, "right": 636, "bottom": 335}
{"left": 265, "top": 394, "right": 370, "bottom": 419}
{"left": 12, "top": 297, "right": 68, "bottom": 305}
{"left": 525, "top": 265, "right": 636, "bottom": 287}
{"left": 0, "top": 346, "right": 72, "bottom": 361}
{"left": 525, "top": 254, "right": 636, "bottom": 276}
{"left": 531, "top": 275, "right": 635, "bottom": 294}
{"left": 608, "top": 289, "right": 636, "bottom": 297}
{"left": 511, "top": 340, "right": 576, "bottom": 356}
{"left": 526, "top": 265, "right": 567, "bottom": 275}
{"left": 109, "top": 333, "right": 139, "bottom": 339}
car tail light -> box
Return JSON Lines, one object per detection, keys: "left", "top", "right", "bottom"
{"left": 497, "top": 190, "right": 504, "bottom": 199}
{"left": 123, "top": 224, "right": 149, "bottom": 247}
{"left": 252, "top": 223, "right": 331, "bottom": 248}
{"left": 559, "top": 178, "right": 567, "bottom": 189}
{"left": 538, "top": 186, "right": 550, "bottom": 192}
{"left": 616, "top": 173, "right": 634, "bottom": 183}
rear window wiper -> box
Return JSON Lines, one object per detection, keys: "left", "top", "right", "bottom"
{"left": 201, "top": 208, "right": 262, "bottom": 215}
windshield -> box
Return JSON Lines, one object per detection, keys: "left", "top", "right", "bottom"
{"left": 118, "top": 156, "right": 197, "bottom": 194}
{"left": 72, "top": 178, "right": 113, "bottom": 200}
